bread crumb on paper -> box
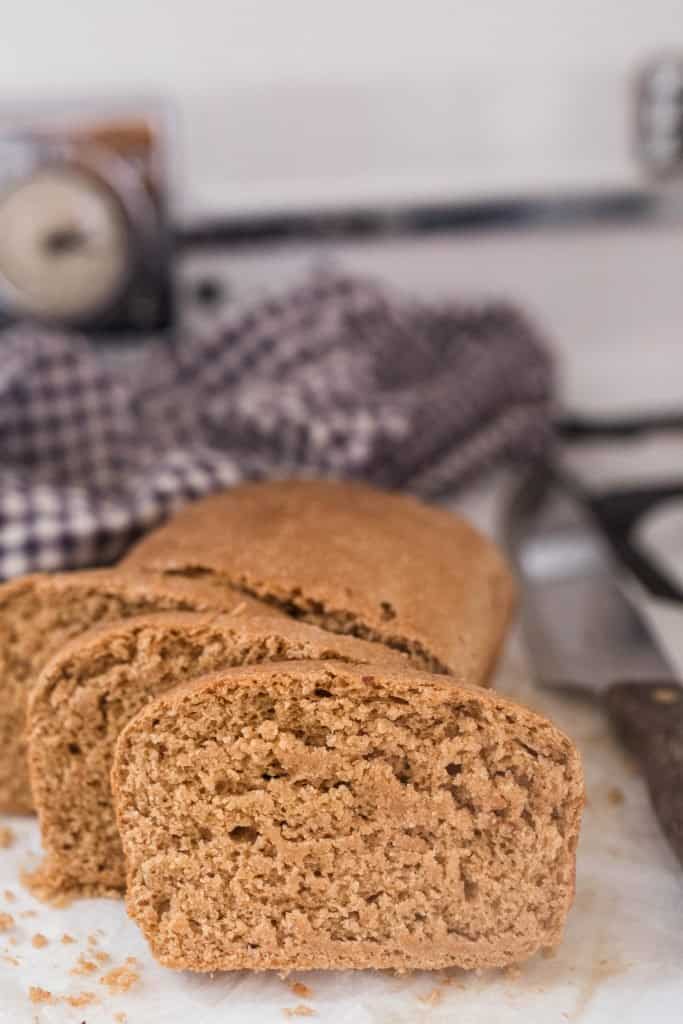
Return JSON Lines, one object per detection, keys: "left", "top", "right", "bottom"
{"left": 94, "top": 949, "right": 110, "bottom": 964}
{"left": 607, "top": 786, "right": 624, "bottom": 806}
{"left": 3, "top": 889, "right": 15, "bottom": 902}
{"left": 2, "top": 954, "right": 19, "bottom": 966}
{"left": 65, "top": 990, "right": 97, "bottom": 1008}
{"left": 22, "top": 866, "right": 75, "bottom": 908}
{"left": 283, "top": 1008, "right": 316, "bottom": 1019}
{"left": 0, "top": 912, "right": 15, "bottom": 932}
{"left": 418, "top": 987, "right": 443, "bottom": 1006}
{"left": 71, "top": 953, "right": 98, "bottom": 975}
{"left": 31, "top": 933, "right": 48, "bottom": 949}
{"left": 27, "top": 985, "right": 97, "bottom": 1010}
{"left": 440, "top": 974, "right": 466, "bottom": 990}
{"left": 288, "top": 981, "right": 313, "bottom": 999}
{"left": 61, "top": 932, "right": 76, "bottom": 944}
{"left": 114, "top": 1014, "right": 128, "bottom": 1023}
{"left": 19, "top": 910, "right": 37, "bottom": 918}
{"left": 0, "top": 826, "right": 14, "bottom": 848}
{"left": 29, "top": 986, "right": 53, "bottom": 1005}
{"left": 505, "top": 964, "right": 522, "bottom": 980}
{"left": 51, "top": 891, "right": 72, "bottom": 908}
{"left": 100, "top": 958, "right": 140, "bottom": 994}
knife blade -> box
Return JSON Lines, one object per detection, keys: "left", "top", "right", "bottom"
{"left": 505, "top": 463, "right": 683, "bottom": 865}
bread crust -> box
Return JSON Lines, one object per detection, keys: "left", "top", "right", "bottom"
{"left": 123, "top": 479, "right": 516, "bottom": 679}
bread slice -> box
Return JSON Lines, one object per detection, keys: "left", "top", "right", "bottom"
{"left": 0, "top": 570, "right": 259, "bottom": 813}
{"left": 27, "top": 613, "right": 406, "bottom": 900}
{"left": 122, "top": 480, "right": 515, "bottom": 679}
{"left": 112, "top": 660, "right": 584, "bottom": 973}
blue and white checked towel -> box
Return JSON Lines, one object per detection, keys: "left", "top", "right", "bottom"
{"left": 0, "top": 273, "right": 553, "bottom": 579}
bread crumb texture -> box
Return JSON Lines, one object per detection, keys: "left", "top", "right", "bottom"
{"left": 28, "top": 612, "right": 403, "bottom": 901}
{"left": 0, "top": 569, "right": 247, "bottom": 812}
{"left": 113, "top": 660, "right": 583, "bottom": 972}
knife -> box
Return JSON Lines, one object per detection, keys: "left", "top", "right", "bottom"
{"left": 505, "top": 462, "right": 683, "bottom": 866}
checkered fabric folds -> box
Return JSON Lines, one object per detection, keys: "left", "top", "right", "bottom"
{"left": 0, "top": 273, "right": 553, "bottom": 578}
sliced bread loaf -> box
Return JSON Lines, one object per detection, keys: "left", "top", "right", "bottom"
{"left": 28, "top": 613, "right": 406, "bottom": 900}
{"left": 112, "top": 660, "right": 583, "bottom": 973}
{"left": 0, "top": 570, "right": 258, "bottom": 813}
{"left": 122, "top": 480, "right": 515, "bottom": 679}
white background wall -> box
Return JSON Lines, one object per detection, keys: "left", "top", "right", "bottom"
{"left": 1, "top": 1, "right": 682, "bottom": 215}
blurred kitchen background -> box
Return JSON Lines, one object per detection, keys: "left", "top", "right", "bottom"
{"left": 1, "top": 1, "right": 682, "bottom": 407}
{"left": 0, "top": 1, "right": 678, "bottom": 214}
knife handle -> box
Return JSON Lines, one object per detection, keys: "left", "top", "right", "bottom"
{"left": 605, "top": 681, "right": 683, "bottom": 866}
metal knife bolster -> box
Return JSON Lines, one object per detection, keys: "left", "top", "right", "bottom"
{"left": 507, "top": 467, "right": 677, "bottom": 694}
{"left": 521, "top": 572, "right": 677, "bottom": 695}
{"left": 505, "top": 465, "right": 683, "bottom": 866}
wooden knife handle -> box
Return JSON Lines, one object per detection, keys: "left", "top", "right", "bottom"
{"left": 605, "top": 681, "right": 683, "bottom": 866}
